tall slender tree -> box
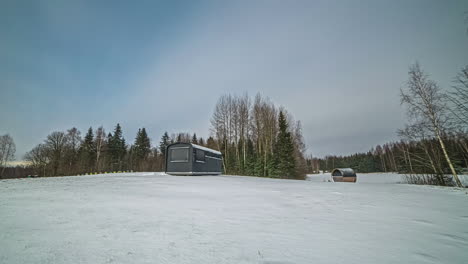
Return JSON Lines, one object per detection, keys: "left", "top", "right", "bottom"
{"left": 79, "top": 127, "right": 95, "bottom": 171}
{"left": 133, "top": 128, "right": 151, "bottom": 170}
{"left": 192, "top": 133, "right": 198, "bottom": 144}
{"left": 65, "top": 127, "right": 82, "bottom": 174}
{"left": 273, "top": 111, "right": 296, "bottom": 178}
{"left": 159, "top": 131, "right": 170, "bottom": 170}
{"left": 108, "top": 123, "right": 126, "bottom": 170}
{"left": 159, "top": 132, "right": 170, "bottom": 157}
{"left": 95, "top": 126, "right": 106, "bottom": 171}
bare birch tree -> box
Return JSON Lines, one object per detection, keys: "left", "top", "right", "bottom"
{"left": 400, "top": 63, "right": 462, "bottom": 187}
{"left": 65, "top": 127, "right": 81, "bottom": 174}
{"left": 95, "top": 126, "right": 106, "bottom": 171}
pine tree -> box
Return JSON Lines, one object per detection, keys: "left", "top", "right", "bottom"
{"left": 140, "top": 128, "right": 150, "bottom": 156}
{"left": 192, "top": 133, "right": 198, "bottom": 144}
{"left": 273, "top": 111, "right": 296, "bottom": 178}
{"left": 159, "top": 132, "right": 170, "bottom": 157}
{"left": 245, "top": 139, "right": 256, "bottom": 176}
{"left": 132, "top": 129, "right": 142, "bottom": 170}
{"left": 108, "top": 123, "right": 126, "bottom": 170}
{"left": 159, "top": 131, "right": 170, "bottom": 170}
{"left": 79, "top": 127, "right": 95, "bottom": 171}
{"left": 133, "top": 128, "right": 151, "bottom": 170}
{"left": 206, "top": 137, "right": 217, "bottom": 150}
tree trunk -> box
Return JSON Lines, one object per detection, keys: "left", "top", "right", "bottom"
{"left": 435, "top": 129, "right": 463, "bottom": 187}
{"left": 406, "top": 146, "right": 414, "bottom": 173}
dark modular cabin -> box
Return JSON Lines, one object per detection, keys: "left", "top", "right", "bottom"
{"left": 165, "top": 143, "right": 223, "bottom": 175}
{"left": 331, "top": 168, "right": 357, "bottom": 183}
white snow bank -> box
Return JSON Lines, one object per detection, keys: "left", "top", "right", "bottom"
{"left": 460, "top": 175, "right": 468, "bottom": 187}
{"left": 306, "top": 173, "right": 334, "bottom": 182}
{"left": 356, "top": 172, "right": 406, "bottom": 184}
{"left": 1, "top": 173, "right": 467, "bottom": 264}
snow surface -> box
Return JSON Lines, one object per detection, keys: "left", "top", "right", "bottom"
{"left": 307, "top": 172, "right": 406, "bottom": 184}
{"left": 459, "top": 174, "right": 468, "bottom": 187}
{"left": 1, "top": 173, "right": 467, "bottom": 264}
{"left": 307, "top": 172, "right": 468, "bottom": 186}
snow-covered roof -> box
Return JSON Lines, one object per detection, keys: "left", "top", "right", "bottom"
{"left": 190, "top": 143, "right": 222, "bottom": 155}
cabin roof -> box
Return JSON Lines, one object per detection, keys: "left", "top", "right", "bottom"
{"left": 190, "top": 143, "right": 222, "bottom": 155}
{"left": 168, "top": 142, "right": 222, "bottom": 155}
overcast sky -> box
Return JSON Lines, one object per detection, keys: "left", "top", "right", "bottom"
{"left": 1, "top": 0, "right": 468, "bottom": 159}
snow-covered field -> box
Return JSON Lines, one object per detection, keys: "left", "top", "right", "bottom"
{"left": 307, "top": 172, "right": 468, "bottom": 186}
{"left": 306, "top": 172, "right": 406, "bottom": 184}
{"left": 1, "top": 173, "right": 467, "bottom": 264}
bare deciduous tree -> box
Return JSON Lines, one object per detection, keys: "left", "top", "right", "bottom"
{"left": 45, "top": 131, "right": 68, "bottom": 176}
{"left": 24, "top": 144, "right": 50, "bottom": 176}
{"left": 95, "top": 126, "right": 106, "bottom": 171}
{"left": 65, "top": 127, "right": 82, "bottom": 174}
{"left": 400, "top": 63, "right": 462, "bottom": 187}
{"left": 0, "top": 134, "right": 16, "bottom": 176}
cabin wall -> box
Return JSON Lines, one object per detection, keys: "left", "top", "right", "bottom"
{"left": 192, "top": 150, "right": 222, "bottom": 175}
{"left": 166, "top": 144, "right": 193, "bottom": 174}
{"left": 166, "top": 143, "right": 222, "bottom": 175}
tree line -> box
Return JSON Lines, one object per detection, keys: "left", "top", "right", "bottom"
{"left": 211, "top": 93, "right": 307, "bottom": 180}
{"left": 308, "top": 136, "right": 467, "bottom": 175}
{"left": 308, "top": 64, "right": 468, "bottom": 187}
{"left": 1, "top": 93, "right": 307, "bottom": 180}
{"left": 18, "top": 125, "right": 219, "bottom": 178}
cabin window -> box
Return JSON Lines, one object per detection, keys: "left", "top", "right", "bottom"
{"left": 195, "top": 149, "right": 205, "bottom": 162}
{"left": 170, "top": 147, "right": 189, "bottom": 162}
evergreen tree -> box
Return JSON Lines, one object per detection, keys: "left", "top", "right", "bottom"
{"left": 133, "top": 128, "right": 151, "bottom": 170}
{"left": 273, "top": 111, "right": 296, "bottom": 178}
{"left": 199, "top": 137, "right": 205, "bottom": 146}
{"left": 206, "top": 137, "right": 217, "bottom": 150}
{"left": 79, "top": 127, "right": 95, "bottom": 171}
{"left": 192, "top": 133, "right": 198, "bottom": 144}
{"left": 108, "top": 123, "right": 126, "bottom": 170}
{"left": 245, "top": 139, "right": 256, "bottom": 176}
{"left": 159, "top": 131, "right": 170, "bottom": 170}
{"left": 140, "top": 128, "right": 150, "bottom": 156}
{"left": 159, "top": 132, "right": 170, "bottom": 157}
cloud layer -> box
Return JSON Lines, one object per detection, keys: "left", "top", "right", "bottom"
{"left": 1, "top": 0, "right": 467, "bottom": 158}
